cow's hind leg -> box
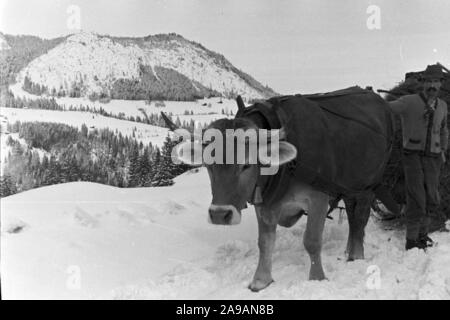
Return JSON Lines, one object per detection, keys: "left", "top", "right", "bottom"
{"left": 344, "top": 193, "right": 373, "bottom": 261}
{"left": 249, "top": 206, "right": 277, "bottom": 292}
{"left": 303, "top": 191, "right": 329, "bottom": 281}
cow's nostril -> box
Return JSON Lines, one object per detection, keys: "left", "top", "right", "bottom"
{"left": 209, "top": 207, "right": 234, "bottom": 224}
{"left": 223, "top": 210, "right": 233, "bottom": 223}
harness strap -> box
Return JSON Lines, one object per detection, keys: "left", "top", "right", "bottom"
{"left": 419, "top": 93, "right": 439, "bottom": 157}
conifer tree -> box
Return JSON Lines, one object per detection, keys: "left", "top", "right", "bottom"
{"left": 128, "top": 143, "right": 140, "bottom": 187}
{"left": 139, "top": 148, "right": 152, "bottom": 187}
{"left": 0, "top": 174, "right": 17, "bottom": 197}
{"left": 151, "top": 135, "right": 189, "bottom": 186}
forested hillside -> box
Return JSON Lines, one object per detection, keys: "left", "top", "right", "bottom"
{"left": 0, "top": 121, "right": 190, "bottom": 197}
{"left": 0, "top": 33, "right": 65, "bottom": 85}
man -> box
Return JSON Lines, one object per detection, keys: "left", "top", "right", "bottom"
{"left": 389, "top": 64, "right": 449, "bottom": 250}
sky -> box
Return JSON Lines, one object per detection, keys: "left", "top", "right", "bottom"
{"left": 1, "top": 0, "right": 449, "bottom": 94}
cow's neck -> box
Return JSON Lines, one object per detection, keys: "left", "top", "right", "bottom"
{"left": 242, "top": 112, "right": 280, "bottom": 207}
{"left": 236, "top": 99, "right": 291, "bottom": 207}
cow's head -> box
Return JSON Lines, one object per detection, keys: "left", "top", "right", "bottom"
{"left": 162, "top": 98, "right": 297, "bottom": 225}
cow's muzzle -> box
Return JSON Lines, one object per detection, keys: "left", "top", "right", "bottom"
{"left": 208, "top": 204, "right": 241, "bottom": 225}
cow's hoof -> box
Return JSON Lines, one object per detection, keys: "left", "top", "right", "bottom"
{"left": 346, "top": 244, "right": 364, "bottom": 261}
{"left": 347, "top": 253, "right": 364, "bottom": 261}
{"left": 308, "top": 270, "right": 326, "bottom": 281}
{"left": 309, "top": 275, "right": 328, "bottom": 281}
{"left": 248, "top": 278, "right": 274, "bottom": 292}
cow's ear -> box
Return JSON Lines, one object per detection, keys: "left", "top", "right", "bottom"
{"left": 275, "top": 141, "right": 297, "bottom": 166}
{"left": 259, "top": 141, "right": 297, "bottom": 166}
{"left": 172, "top": 141, "right": 203, "bottom": 166}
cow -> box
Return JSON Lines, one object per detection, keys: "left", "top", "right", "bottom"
{"left": 162, "top": 87, "right": 395, "bottom": 292}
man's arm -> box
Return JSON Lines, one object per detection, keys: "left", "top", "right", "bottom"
{"left": 388, "top": 95, "right": 409, "bottom": 115}
{"left": 441, "top": 103, "right": 449, "bottom": 155}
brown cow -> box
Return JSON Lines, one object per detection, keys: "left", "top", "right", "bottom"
{"left": 163, "top": 87, "right": 395, "bottom": 292}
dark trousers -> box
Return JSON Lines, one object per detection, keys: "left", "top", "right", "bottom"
{"left": 403, "top": 152, "right": 443, "bottom": 240}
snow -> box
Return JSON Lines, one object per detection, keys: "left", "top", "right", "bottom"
{"left": 17, "top": 31, "right": 267, "bottom": 100}
{"left": 0, "top": 114, "right": 50, "bottom": 173}
{"left": 2, "top": 168, "right": 450, "bottom": 300}
{"left": 143, "top": 41, "right": 265, "bottom": 100}
{"left": 18, "top": 32, "right": 146, "bottom": 96}
{"left": 0, "top": 107, "right": 169, "bottom": 147}
{"left": 9, "top": 82, "right": 235, "bottom": 128}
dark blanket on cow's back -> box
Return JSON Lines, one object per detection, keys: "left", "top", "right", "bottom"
{"left": 260, "top": 86, "right": 394, "bottom": 202}
{"left": 303, "top": 86, "right": 393, "bottom": 140}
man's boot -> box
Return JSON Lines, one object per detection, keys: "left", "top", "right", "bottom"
{"left": 405, "top": 238, "right": 427, "bottom": 251}
{"left": 419, "top": 233, "right": 435, "bottom": 247}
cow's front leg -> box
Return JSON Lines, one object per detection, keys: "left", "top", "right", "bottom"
{"left": 303, "top": 192, "right": 329, "bottom": 280}
{"left": 249, "top": 206, "right": 277, "bottom": 292}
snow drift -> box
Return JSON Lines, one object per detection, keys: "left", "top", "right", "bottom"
{"left": 1, "top": 168, "right": 450, "bottom": 299}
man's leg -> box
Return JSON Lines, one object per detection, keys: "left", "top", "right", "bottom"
{"left": 403, "top": 153, "right": 427, "bottom": 245}
{"left": 422, "top": 155, "right": 445, "bottom": 234}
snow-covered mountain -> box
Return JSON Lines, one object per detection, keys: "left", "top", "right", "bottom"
{"left": 16, "top": 31, "right": 276, "bottom": 101}
{"left": 2, "top": 168, "right": 450, "bottom": 299}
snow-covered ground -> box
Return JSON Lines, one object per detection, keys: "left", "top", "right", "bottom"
{"left": 0, "top": 107, "right": 169, "bottom": 147}
{"left": 10, "top": 82, "right": 234, "bottom": 128}
{"left": 1, "top": 168, "right": 450, "bottom": 300}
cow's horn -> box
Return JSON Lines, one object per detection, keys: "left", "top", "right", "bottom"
{"left": 161, "top": 111, "right": 204, "bottom": 142}
{"left": 160, "top": 111, "right": 179, "bottom": 131}
{"left": 236, "top": 95, "right": 246, "bottom": 111}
